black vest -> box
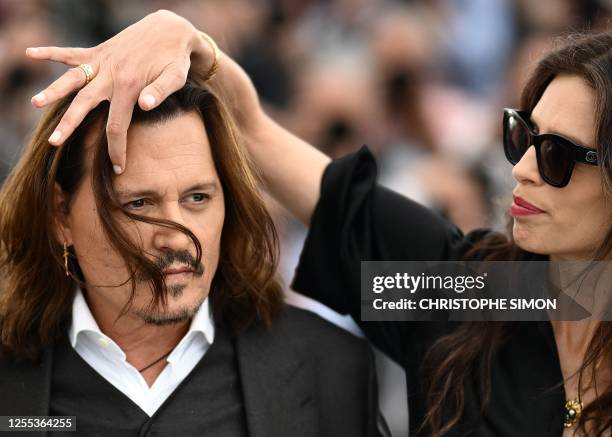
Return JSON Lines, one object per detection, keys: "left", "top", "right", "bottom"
{"left": 49, "top": 328, "right": 248, "bottom": 437}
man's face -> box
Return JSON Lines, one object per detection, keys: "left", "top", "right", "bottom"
{"left": 61, "top": 111, "right": 225, "bottom": 324}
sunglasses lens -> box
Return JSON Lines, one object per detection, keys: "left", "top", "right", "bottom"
{"left": 504, "top": 113, "right": 530, "bottom": 164}
{"left": 539, "top": 137, "right": 572, "bottom": 186}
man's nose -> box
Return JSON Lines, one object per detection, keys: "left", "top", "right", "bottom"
{"left": 511, "top": 145, "right": 544, "bottom": 186}
{"left": 151, "top": 202, "right": 193, "bottom": 251}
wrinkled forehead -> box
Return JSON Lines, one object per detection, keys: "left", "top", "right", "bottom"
{"left": 83, "top": 111, "right": 221, "bottom": 191}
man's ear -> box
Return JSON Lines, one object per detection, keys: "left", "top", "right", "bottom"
{"left": 53, "top": 182, "right": 73, "bottom": 246}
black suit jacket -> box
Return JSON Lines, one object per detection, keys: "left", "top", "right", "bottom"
{"left": 0, "top": 306, "right": 380, "bottom": 437}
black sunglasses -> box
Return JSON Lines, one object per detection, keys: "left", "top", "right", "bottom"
{"left": 503, "top": 108, "right": 599, "bottom": 187}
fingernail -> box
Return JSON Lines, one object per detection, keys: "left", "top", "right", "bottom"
{"left": 32, "top": 93, "right": 46, "bottom": 104}
{"left": 48, "top": 130, "right": 62, "bottom": 144}
{"left": 142, "top": 94, "right": 156, "bottom": 109}
{"left": 26, "top": 47, "right": 40, "bottom": 54}
{"left": 113, "top": 165, "right": 123, "bottom": 175}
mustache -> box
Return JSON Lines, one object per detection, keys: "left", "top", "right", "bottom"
{"left": 135, "top": 250, "right": 204, "bottom": 281}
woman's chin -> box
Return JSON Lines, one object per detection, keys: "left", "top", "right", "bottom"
{"left": 512, "top": 226, "right": 548, "bottom": 255}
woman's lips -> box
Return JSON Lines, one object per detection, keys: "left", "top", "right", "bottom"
{"left": 511, "top": 195, "right": 545, "bottom": 216}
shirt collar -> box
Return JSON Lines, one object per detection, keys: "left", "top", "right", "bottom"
{"left": 167, "top": 298, "right": 215, "bottom": 365}
{"left": 186, "top": 297, "right": 215, "bottom": 345}
{"left": 69, "top": 288, "right": 104, "bottom": 348}
{"left": 69, "top": 288, "right": 215, "bottom": 349}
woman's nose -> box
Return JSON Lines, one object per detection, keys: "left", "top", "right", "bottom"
{"left": 511, "top": 145, "right": 544, "bottom": 186}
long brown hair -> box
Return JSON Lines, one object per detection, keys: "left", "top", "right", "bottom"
{"left": 420, "top": 32, "right": 612, "bottom": 436}
{"left": 0, "top": 76, "right": 284, "bottom": 360}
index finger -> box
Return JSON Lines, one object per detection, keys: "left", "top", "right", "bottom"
{"left": 106, "top": 90, "right": 138, "bottom": 174}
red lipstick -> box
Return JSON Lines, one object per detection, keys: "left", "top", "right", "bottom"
{"left": 511, "top": 195, "right": 544, "bottom": 216}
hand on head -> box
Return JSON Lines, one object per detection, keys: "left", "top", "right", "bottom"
{"left": 25, "top": 8, "right": 329, "bottom": 229}
{"left": 25, "top": 10, "right": 209, "bottom": 174}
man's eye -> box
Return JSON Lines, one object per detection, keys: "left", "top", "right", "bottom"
{"left": 125, "top": 199, "right": 147, "bottom": 209}
{"left": 188, "top": 193, "right": 210, "bottom": 203}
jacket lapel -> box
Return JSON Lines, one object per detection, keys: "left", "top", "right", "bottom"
{"left": 0, "top": 345, "right": 53, "bottom": 437}
{"left": 235, "top": 324, "right": 318, "bottom": 437}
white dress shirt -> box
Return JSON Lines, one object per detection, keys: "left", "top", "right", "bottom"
{"left": 68, "top": 289, "right": 215, "bottom": 417}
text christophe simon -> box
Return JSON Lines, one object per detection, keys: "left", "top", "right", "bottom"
{"left": 371, "top": 272, "right": 557, "bottom": 311}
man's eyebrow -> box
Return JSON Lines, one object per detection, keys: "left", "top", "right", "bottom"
{"left": 116, "top": 182, "right": 219, "bottom": 199}
{"left": 183, "top": 182, "right": 219, "bottom": 193}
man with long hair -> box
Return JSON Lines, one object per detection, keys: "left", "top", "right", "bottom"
{"left": 0, "top": 77, "right": 381, "bottom": 436}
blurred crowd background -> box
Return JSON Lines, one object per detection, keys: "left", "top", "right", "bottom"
{"left": 2, "top": 0, "right": 612, "bottom": 434}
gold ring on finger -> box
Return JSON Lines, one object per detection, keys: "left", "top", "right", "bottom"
{"left": 78, "top": 63, "right": 95, "bottom": 85}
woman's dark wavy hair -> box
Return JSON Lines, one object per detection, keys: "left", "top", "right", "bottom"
{"left": 0, "top": 76, "right": 284, "bottom": 360}
{"left": 419, "top": 32, "right": 612, "bottom": 436}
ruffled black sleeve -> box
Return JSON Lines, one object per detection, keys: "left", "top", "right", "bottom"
{"left": 291, "top": 146, "right": 490, "bottom": 365}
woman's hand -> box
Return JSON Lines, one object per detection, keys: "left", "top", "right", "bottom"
{"left": 26, "top": 9, "right": 262, "bottom": 174}
{"left": 27, "top": 9, "right": 327, "bottom": 225}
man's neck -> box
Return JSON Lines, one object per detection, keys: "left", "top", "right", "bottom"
{"left": 96, "top": 313, "right": 189, "bottom": 360}
{"left": 83, "top": 291, "right": 191, "bottom": 384}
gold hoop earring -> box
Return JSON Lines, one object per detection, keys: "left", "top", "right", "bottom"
{"left": 63, "top": 242, "right": 70, "bottom": 276}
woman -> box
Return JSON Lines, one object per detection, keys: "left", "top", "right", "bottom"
{"left": 26, "top": 11, "right": 610, "bottom": 436}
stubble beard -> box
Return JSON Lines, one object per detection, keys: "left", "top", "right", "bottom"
{"left": 133, "top": 283, "right": 207, "bottom": 326}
